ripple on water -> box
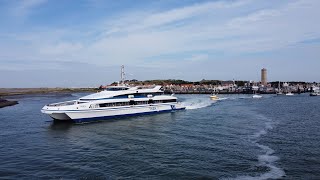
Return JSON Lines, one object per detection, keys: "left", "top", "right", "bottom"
{"left": 1, "top": 94, "right": 320, "bottom": 179}
{"left": 230, "top": 114, "right": 285, "bottom": 180}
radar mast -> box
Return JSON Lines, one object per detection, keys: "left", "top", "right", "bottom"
{"left": 120, "top": 65, "right": 126, "bottom": 86}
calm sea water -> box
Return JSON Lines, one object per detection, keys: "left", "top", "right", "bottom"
{"left": 0, "top": 93, "right": 319, "bottom": 179}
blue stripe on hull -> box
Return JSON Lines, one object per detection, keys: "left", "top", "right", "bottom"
{"left": 72, "top": 108, "right": 185, "bottom": 123}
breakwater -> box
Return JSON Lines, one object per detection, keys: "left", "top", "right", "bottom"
{"left": 0, "top": 98, "right": 18, "bottom": 108}
{"left": 0, "top": 88, "right": 97, "bottom": 96}
{"left": 0, "top": 88, "right": 97, "bottom": 108}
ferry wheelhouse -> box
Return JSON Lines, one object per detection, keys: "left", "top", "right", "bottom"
{"left": 41, "top": 85, "right": 186, "bottom": 123}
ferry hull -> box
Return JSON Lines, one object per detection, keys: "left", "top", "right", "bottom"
{"left": 42, "top": 104, "right": 185, "bottom": 123}
{"left": 49, "top": 113, "right": 71, "bottom": 120}
{"left": 72, "top": 108, "right": 185, "bottom": 123}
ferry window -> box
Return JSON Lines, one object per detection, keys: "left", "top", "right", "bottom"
{"left": 129, "top": 100, "right": 135, "bottom": 105}
{"left": 148, "top": 99, "right": 154, "bottom": 104}
{"left": 106, "top": 87, "right": 129, "bottom": 91}
{"left": 113, "top": 95, "right": 128, "bottom": 98}
{"left": 99, "top": 103, "right": 114, "bottom": 107}
{"left": 162, "top": 99, "right": 176, "bottom": 103}
{"left": 136, "top": 101, "right": 147, "bottom": 105}
{"left": 149, "top": 93, "right": 162, "bottom": 96}
{"left": 133, "top": 93, "right": 142, "bottom": 98}
{"left": 98, "top": 102, "right": 131, "bottom": 107}
{"left": 99, "top": 103, "right": 107, "bottom": 107}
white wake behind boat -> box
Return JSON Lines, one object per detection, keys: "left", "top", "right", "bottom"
{"left": 252, "top": 94, "right": 262, "bottom": 99}
{"left": 286, "top": 92, "right": 294, "bottom": 96}
{"left": 41, "top": 66, "right": 185, "bottom": 123}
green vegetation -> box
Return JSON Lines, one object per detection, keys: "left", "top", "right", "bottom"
{"left": 123, "top": 79, "right": 238, "bottom": 86}
{"left": 120, "top": 79, "right": 251, "bottom": 86}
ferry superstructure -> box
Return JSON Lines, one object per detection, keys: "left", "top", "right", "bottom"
{"left": 41, "top": 85, "right": 186, "bottom": 123}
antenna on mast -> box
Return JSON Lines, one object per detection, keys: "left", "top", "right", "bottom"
{"left": 120, "top": 65, "right": 125, "bottom": 85}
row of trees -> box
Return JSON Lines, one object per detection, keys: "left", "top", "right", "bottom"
{"left": 110, "top": 79, "right": 249, "bottom": 86}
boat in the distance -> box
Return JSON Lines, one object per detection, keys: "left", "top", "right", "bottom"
{"left": 310, "top": 92, "right": 320, "bottom": 96}
{"left": 252, "top": 94, "right": 262, "bottom": 98}
{"left": 310, "top": 86, "right": 320, "bottom": 96}
{"left": 252, "top": 87, "right": 262, "bottom": 98}
{"left": 276, "top": 92, "right": 283, "bottom": 95}
{"left": 276, "top": 81, "right": 284, "bottom": 95}
{"left": 210, "top": 94, "right": 219, "bottom": 100}
{"left": 41, "top": 66, "right": 186, "bottom": 123}
{"left": 285, "top": 92, "right": 294, "bottom": 96}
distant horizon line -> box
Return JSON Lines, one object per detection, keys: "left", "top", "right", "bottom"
{"left": 1, "top": 79, "right": 319, "bottom": 89}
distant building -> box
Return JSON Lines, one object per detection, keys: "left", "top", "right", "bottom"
{"left": 261, "top": 68, "right": 267, "bottom": 86}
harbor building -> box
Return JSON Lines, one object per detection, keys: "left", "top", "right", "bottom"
{"left": 261, "top": 68, "right": 267, "bottom": 86}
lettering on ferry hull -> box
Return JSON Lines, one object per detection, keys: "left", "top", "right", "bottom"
{"left": 149, "top": 106, "right": 157, "bottom": 111}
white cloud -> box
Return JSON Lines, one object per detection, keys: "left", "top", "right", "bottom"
{"left": 77, "top": 0, "right": 319, "bottom": 66}
{"left": 1, "top": 0, "right": 320, "bottom": 69}
{"left": 136, "top": 0, "right": 251, "bottom": 31}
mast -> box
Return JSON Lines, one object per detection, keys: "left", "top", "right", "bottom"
{"left": 120, "top": 65, "right": 125, "bottom": 85}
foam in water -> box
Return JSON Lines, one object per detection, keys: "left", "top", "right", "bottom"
{"left": 181, "top": 95, "right": 231, "bottom": 110}
{"left": 217, "top": 97, "right": 229, "bottom": 101}
{"left": 182, "top": 98, "right": 214, "bottom": 110}
{"left": 181, "top": 95, "right": 226, "bottom": 110}
{"left": 231, "top": 115, "right": 285, "bottom": 180}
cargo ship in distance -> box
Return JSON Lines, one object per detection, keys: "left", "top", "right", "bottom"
{"left": 41, "top": 67, "right": 186, "bottom": 123}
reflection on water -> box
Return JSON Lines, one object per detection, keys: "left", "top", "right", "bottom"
{"left": 49, "top": 120, "right": 74, "bottom": 131}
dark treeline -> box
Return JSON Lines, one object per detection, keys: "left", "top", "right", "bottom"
{"left": 112, "top": 79, "right": 250, "bottom": 86}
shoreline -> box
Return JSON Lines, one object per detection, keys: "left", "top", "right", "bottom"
{"left": 164, "top": 90, "right": 305, "bottom": 94}
{"left": 0, "top": 88, "right": 97, "bottom": 97}
{"left": 0, "top": 88, "right": 97, "bottom": 108}
{"left": 0, "top": 87, "right": 309, "bottom": 108}
{"left": 0, "top": 87, "right": 307, "bottom": 97}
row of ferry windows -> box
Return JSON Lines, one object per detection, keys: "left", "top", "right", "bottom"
{"left": 113, "top": 93, "right": 163, "bottom": 98}
{"left": 106, "top": 87, "right": 129, "bottom": 91}
{"left": 91, "top": 99, "right": 176, "bottom": 108}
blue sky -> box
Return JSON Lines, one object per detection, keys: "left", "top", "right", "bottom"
{"left": 0, "top": 0, "right": 319, "bottom": 87}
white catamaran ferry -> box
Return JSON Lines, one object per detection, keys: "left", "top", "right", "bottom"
{"left": 41, "top": 67, "right": 186, "bottom": 123}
